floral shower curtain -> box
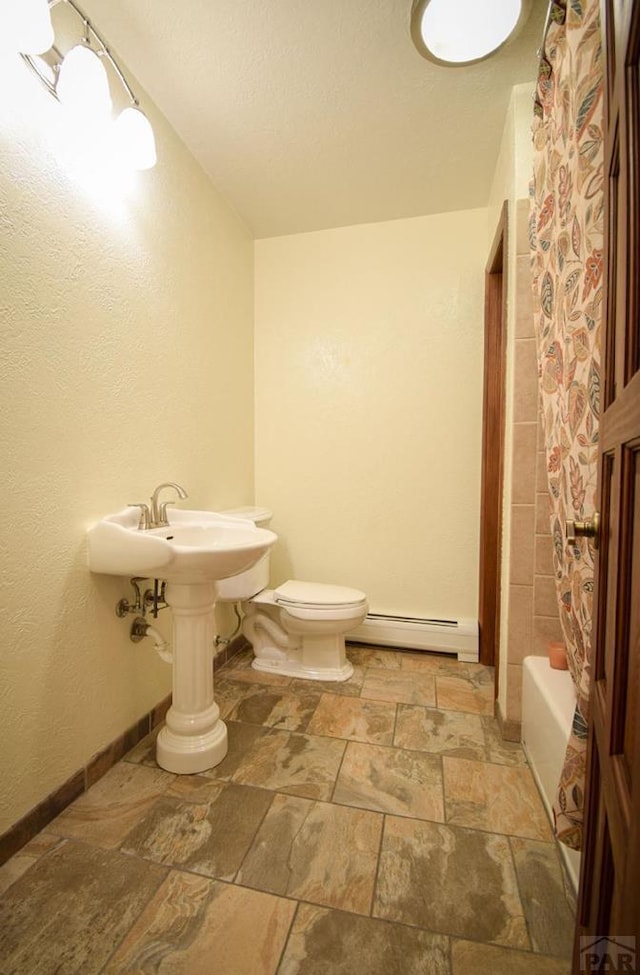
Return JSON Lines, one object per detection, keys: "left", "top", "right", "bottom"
{"left": 529, "top": 0, "right": 604, "bottom": 850}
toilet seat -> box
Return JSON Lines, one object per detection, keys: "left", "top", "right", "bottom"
{"left": 275, "top": 579, "right": 366, "bottom": 608}
{"left": 276, "top": 580, "right": 367, "bottom": 607}
{"left": 250, "top": 581, "right": 367, "bottom": 619}
{"left": 272, "top": 579, "right": 367, "bottom": 622}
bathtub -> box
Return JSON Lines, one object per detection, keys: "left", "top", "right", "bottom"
{"left": 522, "top": 654, "right": 581, "bottom": 891}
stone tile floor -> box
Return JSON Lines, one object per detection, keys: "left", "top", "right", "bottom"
{"left": 0, "top": 645, "right": 575, "bottom": 974}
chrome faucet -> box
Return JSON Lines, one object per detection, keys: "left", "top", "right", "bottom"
{"left": 149, "top": 481, "right": 188, "bottom": 528}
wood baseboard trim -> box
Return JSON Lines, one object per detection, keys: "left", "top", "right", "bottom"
{"left": 214, "top": 634, "right": 250, "bottom": 669}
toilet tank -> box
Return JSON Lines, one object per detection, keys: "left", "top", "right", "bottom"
{"left": 214, "top": 506, "right": 273, "bottom": 601}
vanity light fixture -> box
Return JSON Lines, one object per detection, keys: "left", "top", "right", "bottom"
{"left": 410, "top": 0, "right": 529, "bottom": 66}
{"left": 56, "top": 43, "right": 112, "bottom": 118}
{"left": 1, "top": 0, "right": 55, "bottom": 55}
{"left": 14, "top": 0, "right": 157, "bottom": 170}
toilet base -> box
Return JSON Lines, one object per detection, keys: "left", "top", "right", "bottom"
{"left": 252, "top": 657, "right": 354, "bottom": 682}
{"left": 243, "top": 598, "right": 360, "bottom": 683}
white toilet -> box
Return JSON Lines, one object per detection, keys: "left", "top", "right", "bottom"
{"left": 215, "top": 506, "right": 367, "bottom": 682}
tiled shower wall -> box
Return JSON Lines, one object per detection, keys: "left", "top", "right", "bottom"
{"left": 503, "top": 200, "right": 564, "bottom": 735}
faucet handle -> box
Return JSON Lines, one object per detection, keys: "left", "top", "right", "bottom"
{"left": 128, "top": 503, "right": 151, "bottom": 530}
{"left": 158, "top": 500, "right": 175, "bottom": 525}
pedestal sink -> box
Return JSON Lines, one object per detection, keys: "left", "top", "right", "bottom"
{"left": 88, "top": 507, "right": 277, "bottom": 774}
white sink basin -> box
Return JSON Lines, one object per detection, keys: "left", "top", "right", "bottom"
{"left": 88, "top": 506, "right": 277, "bottom": 583}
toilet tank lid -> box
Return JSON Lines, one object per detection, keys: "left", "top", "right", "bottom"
{"left": 219, "top": 505, "right": 273, "bottom": 525}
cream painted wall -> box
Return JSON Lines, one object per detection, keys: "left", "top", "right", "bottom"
{"left": 487, "top": 82, "right": 535, "bottom": 718}
{"left": 254, "top": 209, "right": 487, "bottom": 621}
{"left": 0, "top": 55, "right": 254, "bottom": 833}
{"left": 488, "top": 83, "right": 534, "bottom": 239}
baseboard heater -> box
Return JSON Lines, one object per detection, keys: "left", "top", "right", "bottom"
{"left": 349, "top": 613, "right": 479, "bottom": 663}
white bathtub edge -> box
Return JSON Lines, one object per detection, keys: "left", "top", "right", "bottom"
{"left": 522, "top": 654, "right": 581, "bottom": 893}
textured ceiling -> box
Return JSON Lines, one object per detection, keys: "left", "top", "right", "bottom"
{"left": 80, "top": 0, "right": 548, "bottom": 238}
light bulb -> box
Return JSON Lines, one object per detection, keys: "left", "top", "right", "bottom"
{"left": 0, "top": 0, "right": 54, "bottom": 55}
{"left": 417, "top": 0, "right": 522, "bottom": 65}
{"left": 113, "top": 106, "right": 157, "bottom": 170}
{"left": 56, "top": 45, "right": 112, "bottom": 119}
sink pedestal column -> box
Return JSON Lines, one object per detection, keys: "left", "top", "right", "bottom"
{"left": 156, "top": 581, "right": 228, "bottom": 774}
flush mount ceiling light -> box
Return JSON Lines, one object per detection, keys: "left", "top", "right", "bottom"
{"left": 410, "top": 0, "right": 529, "bottom": 66}
{"left": 8, "top": 0, "right": 157, "bottom": 170}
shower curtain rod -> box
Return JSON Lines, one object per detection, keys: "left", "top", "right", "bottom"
{"left": 533, "top": 0, "right": 565, "bottom": 116}
{"left": 537, "top": 0, "right": 562, "bottom": 64}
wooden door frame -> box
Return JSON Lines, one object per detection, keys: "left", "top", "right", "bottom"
{"left": 478, "top": 202, "right": 508, "bottom": 673}
{"left": 574, "top": 0, "right": 640, "bottom": 963}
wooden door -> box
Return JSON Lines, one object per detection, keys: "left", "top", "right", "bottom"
{"left": 478, "top": 203, "right": 507, "bottom": 670}
{"left": 575, "top": 0, "right": 640, "bottom": 969}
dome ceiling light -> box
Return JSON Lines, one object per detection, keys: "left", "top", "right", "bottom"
{"left": 410, "top": 0, "right": 530, "bottom": 67}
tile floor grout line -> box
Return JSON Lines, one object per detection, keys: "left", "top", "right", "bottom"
{"left": 435, "top": 750, "right": 447, "bottom": 826}
{"left": 94, "top": 856, "right": 171, "bottom": 975}
{"left": 368, "top": 811, "right": 388, "bottom": 919}
{"left": 449, "top": 931, "right": 573, "bottom": 960}
{"left": 328, "top": 735, "right": 351, "bottom": 804}
{"left": 281, "top": 894, "right": 471, "bottom": 938}
{"left": 444, "top": 934, "right": 454, "bottom": 974}
{"left": 446, "top": 919, "right": 575, "bottom": 959}
{"left": 230, "top": 786, "right": 280, "bottom": 887}
{"left": 434, "top": 813, "right": 554, "bottom": 845}
{"left": 507, "top": 832, "right": 536, "bottom": 954}
{"left": 390, "top": 698, "right": 400, "bottom": 744}
{"left": 280, "top": 796, "right": 318, "bottom": 901}
{"left": 273, "top": 898, "right": 302, "bottom": 975}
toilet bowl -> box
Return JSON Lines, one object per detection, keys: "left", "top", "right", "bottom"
{"left": 215, "top": 508, "right": 367, "bottom": 682}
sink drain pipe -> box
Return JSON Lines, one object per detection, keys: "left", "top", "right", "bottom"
{"left": 131, "top": 617, "right": 173, "bottom": 664}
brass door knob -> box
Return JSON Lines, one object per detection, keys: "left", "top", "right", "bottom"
{"left": 566, "top": 511, "right": 601, "bottom": 549}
